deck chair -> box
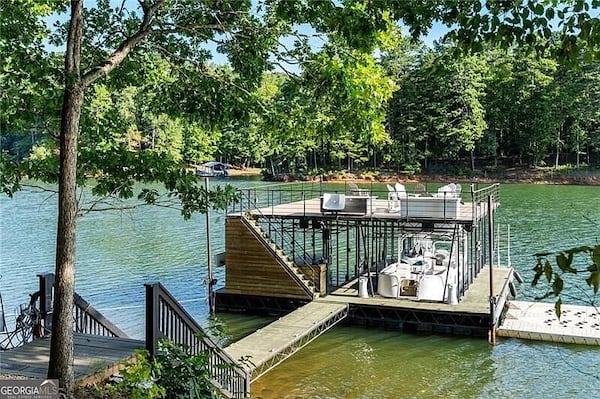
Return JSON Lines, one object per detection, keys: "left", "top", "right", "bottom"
{"left": 387, "top": 184, "right": 400, "bottom": 213}
{"left": 394, "top": 183, "right": 407, "bottom": 199}
{"left": 437, "top": 183, "right": 458, "bottom": 198}
{"left": 348, "top": 182, "right": 369, "bottom": 196}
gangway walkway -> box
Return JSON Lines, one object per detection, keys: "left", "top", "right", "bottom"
{"left": 498, "top": 301, "right": 600, "bottom": 345}
{"left": 224, "top": 301, "right": 349, "bottom": 381}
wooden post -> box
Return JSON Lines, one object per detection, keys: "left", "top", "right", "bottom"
{"left": 205, "top": 177, "right": 215, "bottom": 314}
{"left": 37, "top": 273, "right": 54, "bottom": 336}
{"left": 145, "top": 283, "right": 159, "bottom": 357}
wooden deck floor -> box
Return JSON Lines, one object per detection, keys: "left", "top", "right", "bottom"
{"left": 241, "top": 197, "right": 490, "bottom": 224}
{"left": 325, "top": 266, "right": 513, "bottom": 315}
{"left": 498, "top": 301, "right": 600, "bottom": 345}
{"left": 0, "top": 333, "right": 144, "bottom": 381}
{"left": 224, "top": 301, "right": 348, "bottom": 381}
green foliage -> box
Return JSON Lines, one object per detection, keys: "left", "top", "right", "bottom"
{"left": 118, "top": 350, "right": 166, "bottom": 399}
{"left": 533, "top": 244, "right": 600, "bottom": 317}
{"left": 77, "top": 340, "right": 225, "bottom": 399}
{"left": 155, "top": 339, "right": 216, "bottom": 399}
{"left": 0, "top": 153, "right": 21, "bottom": 197}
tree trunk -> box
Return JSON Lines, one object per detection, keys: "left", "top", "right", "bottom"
{"left": 555, "top": 124, "right": 562, "bottom": 169}
{"left": 48, "top": 2, "right": 84, "bottom": 397}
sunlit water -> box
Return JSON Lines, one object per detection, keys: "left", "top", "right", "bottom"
{"left": 1, "top": 180, "right": 599, "bottom": 398}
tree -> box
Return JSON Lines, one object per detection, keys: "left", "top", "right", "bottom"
{"left": 386, "top": 46, "right": 488, "bottom": 172}
{"left": 2, "top": 1, "right": 259, "bottom": 395}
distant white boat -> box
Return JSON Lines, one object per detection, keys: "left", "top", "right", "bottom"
{"left": 195, "top": 161, "right": 230, "bottom": 177}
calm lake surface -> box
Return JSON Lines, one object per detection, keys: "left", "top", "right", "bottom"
{"left": 1, "top": 180, "right": 599, "bottom": 398}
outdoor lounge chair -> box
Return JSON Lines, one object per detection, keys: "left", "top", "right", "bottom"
{"left": 387, "top": 184, "right": 400, "bottom": 212}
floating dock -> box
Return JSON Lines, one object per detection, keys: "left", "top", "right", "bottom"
{"left": 324, "top": 266, "right": 513, "bottom": 336}
{"left": 224, "top": 301, "right": 349, "bottom": 381}
{"left": 498, "top": 301, "right": 600, "bottom": 345}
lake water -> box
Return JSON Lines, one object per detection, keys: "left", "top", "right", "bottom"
{"left": 1, "top": 180, "right": 599, "bottom": 398}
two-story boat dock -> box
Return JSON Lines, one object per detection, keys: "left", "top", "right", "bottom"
{"left": 216, "top": 182, "right": 513, "bottom": 342}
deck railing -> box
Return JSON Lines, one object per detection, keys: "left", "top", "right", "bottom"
{"left": 73, "top": 292, "right": 128, "bottom": 337}
{"left": 237, "top": 190, "right": 320, "bottom": 296}
{"left": 230, "top": 181, "right": 499, "bottom": 223}
{"left": 471, "top": 183, "right": 500, "bottom": 208}
{"left": 37, "top": 273, "right": 128, "bottom": 338}
{"left": 239, "top": 214, "right": 316, "bottom": 298}
{"left": 145, "top": 282, "right": 250, "bottom": 399}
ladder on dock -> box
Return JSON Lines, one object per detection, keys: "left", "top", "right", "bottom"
{"left": 224, "top": 301, "right": 349, "bottom": 381}
{"left": 498, "top": 301, "right": 600, "bottom": 345}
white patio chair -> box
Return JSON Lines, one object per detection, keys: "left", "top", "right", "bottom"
{"left": 387, "top": 184, "right": 400, "bottom": 213}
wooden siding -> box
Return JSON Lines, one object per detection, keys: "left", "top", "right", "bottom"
{"left": 225, "top": 217, "right": 311, "bottom": 299}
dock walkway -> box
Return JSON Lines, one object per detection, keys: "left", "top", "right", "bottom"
{"left": 498, "top": 300, "right": 600, "bottom": 345}
{"left": 224, "top": 301, "right": 348, "bottom": 381}
{"left": 0, "top": 333, "right": 144, "bottom": 382}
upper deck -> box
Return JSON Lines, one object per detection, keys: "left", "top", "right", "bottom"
{"left": 229, "top": 182, "right": 499, "bottom": 229}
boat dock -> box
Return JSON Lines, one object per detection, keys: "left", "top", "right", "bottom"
{"left": 0, "top": 333, "right": 143, "bottom": 383}
{"left": 224, "top": 301, "right": 349, "bottom": 381}
{"left": 324, "top": 266, "right": 513, "bottom": 335}
{"left": 497, "top": 301, "right": 600, "bottom": 345}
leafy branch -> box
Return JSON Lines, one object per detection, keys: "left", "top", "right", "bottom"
{"left": 533, "top": 244, "right": 600, "bottom": 317}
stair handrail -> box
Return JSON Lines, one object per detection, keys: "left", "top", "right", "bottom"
{"left": 235, "top": 188, "right": 318, "bottom": 296}
{"left": 37, "top": 273, "right": 128, "bottom": 338}
{"left": 239, "top": 214, "right": 315, "bottom": 299}
{"left": 237, "top": 187, "right": 319, "bottom": 265}
{"left": 145, "top": 282, "right": 250, "bottom": 399}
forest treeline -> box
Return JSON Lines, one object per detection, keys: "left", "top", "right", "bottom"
{"left": 2, "top": 34, "right": 600, "bottom": 178}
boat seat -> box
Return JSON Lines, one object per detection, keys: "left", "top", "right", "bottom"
{"left": 321, "top": 193, "right": 346, "bottom": 211}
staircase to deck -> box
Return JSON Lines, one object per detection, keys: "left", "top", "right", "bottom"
{"left": 240, "top": 215, "right": 318, "bottom": 299}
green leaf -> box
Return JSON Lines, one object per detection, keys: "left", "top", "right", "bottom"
{"left": 534, "top": 4, "right": 544, "bottom": 15}
{"left": 544, "top": 260, "right": 553, "bottom": 282}
{"left": 552, "top": 276, "right": 564, "bottom": 296}
{"left": 556, "top": 252, "right": 576, "bottom": 273}
{"left": 554, "top": 298, "right": 562, "bottom": 320}
{"left": 565, "top": 246, "right": 593, "bottom": 255}
{"left": 532, "top": 260, "right": 544, "bottom": 286}
{"left": 592, "top": 245, "right": 600, "bottom": 268}
{"left": 586, "top": 271, "right": 600, "bottom": 294}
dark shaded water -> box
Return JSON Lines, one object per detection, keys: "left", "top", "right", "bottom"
{"left": 1, "top": 181, "right": 599, "bottom": 398}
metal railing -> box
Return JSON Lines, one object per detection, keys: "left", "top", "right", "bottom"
{"left": 231, "top": 182, "right": 499, "bottom": 223}
{"left": 471, "top": 183, "right": 500, "bottom": 208}
{"left": 145, "top": 282, "right": 250, "bottom": 399}
{"left": 73, "top": 292, "right": 128, "bottom": 337}
{"left": 237, "top": 189, "right": 319, "bottom": 297}
{"left": 239, "top": 215, "right": 316, "bottom": 299}
{"left": 37, "top": 273, "right": 128, "bottom": 338}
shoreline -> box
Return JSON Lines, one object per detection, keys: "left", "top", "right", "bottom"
{"left": 231, "top": 166, "right": 600, "bottom": 186}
